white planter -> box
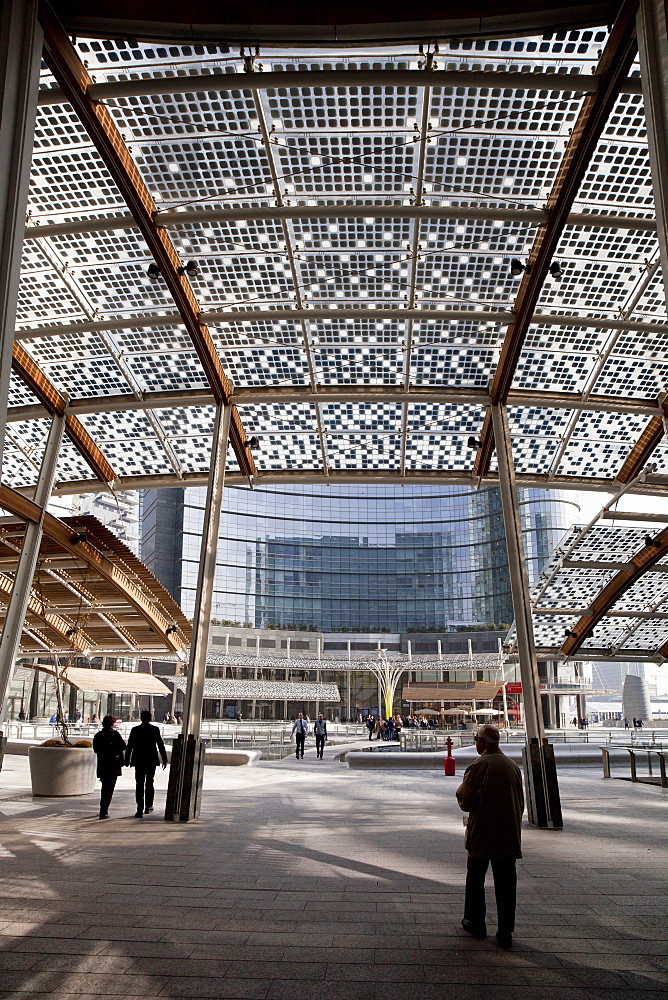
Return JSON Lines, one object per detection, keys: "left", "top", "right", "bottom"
{"left": 28, "top": 746, "right": 96, "bottom": 796}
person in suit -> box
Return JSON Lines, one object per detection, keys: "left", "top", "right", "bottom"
{"left": 291, "top": 712, "right": 309, "bottom": 758}
{"left": 93, "top": 715, "right": 126, "bottom": 820}
{"left": 313, "top": 714, "right": 328, "bottom": 758}
{"left": 124, "top": 710, "right": 167, "bottom": 817}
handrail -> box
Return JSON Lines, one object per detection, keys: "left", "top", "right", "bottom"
{"left": 600, "top": 744, "right": 668, "bottom": 787}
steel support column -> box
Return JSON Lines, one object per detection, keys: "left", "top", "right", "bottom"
{"left": 166, "top": 404, "right": 231, "bottom": 821}
{"left": 491, "top": 404, "right": 562, "bottom": 829}
{"left": 0, "top": 413, "right": 65, "bottom": 730}
{"left": 0, "top": 0, "right": 42, "bottom": 470}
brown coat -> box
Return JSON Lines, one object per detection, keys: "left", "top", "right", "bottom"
{"left": 455, "top": 747, "right": 524, "bottom": 859}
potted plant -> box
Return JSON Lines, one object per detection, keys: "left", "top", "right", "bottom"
{"left": 28, "top": 655, "right": 96, "bottom": 797}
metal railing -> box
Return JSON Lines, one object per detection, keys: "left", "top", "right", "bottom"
{"left": 600, "top": 745, "right": 668, "bottom": 787}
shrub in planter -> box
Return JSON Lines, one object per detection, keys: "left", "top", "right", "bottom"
{"left": 29, "top": 742, "right": 96, "bottom": 796}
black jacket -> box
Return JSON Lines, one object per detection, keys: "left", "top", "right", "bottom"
{"left": 93, "top": 728, "right": 126, "bottom": 778}
{"left": 124, "top": 722, "right": 167, "bottom": 769}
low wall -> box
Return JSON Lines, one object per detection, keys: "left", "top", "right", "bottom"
{"left": 345, "top": 743, "right": 613, "bottom": 769}
{"left": 4, "top": 740, "right": 261, "bottom": 767}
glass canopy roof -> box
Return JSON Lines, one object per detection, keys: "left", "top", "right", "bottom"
{"left": 5, "top": 18, "right": 668, "bottom": 495}
{"left": 506, "top": 522, "right": 668, "bottom": 661}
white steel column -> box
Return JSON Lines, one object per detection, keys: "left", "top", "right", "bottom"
{"left": 0, "top": 0, "right": 43, "bottom": 468}
{"left": 492, "top": 405, "right": 544, "bottom": 741}
{"left": 0, "top": 413, "right": 65, "bottom": 726}
{"left": 491, "top": 404, "right": 562, "bottom": 828}
{"left": 638, "top": 1, "right": 668, "bottom": 289}
{"left": 180, "top": 404, "right": 231, "bottom": 740}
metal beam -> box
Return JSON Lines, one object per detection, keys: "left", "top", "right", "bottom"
{"left": 11, "top": 467, "right": 668, "bottom": 498}
{"left": 11, "top": 341, "right": 116, "bottom": 483}
{"left": 35, "top": 67, "right": 645, "bottom": 109}
{"left": 475, "top": 0, "right": 640, "bottom": 477}
{"left": 21, "top": 205, "right": 659, "bottom": 242}
{"left": 492, "top": 402, "right": 562, "bottom": 830}
{"left": 0, "top": 0, "right": 43, "bottom": 471}
{"left": 535, "top": 607, "right": 668, "bottom": 618}
{"left": 0, "top": 413, "right": 64, "bottom": 725}
{"left": 17, "top": 306, "right": 668, "bottom": 343}
{"left": 38, "top": 0, "right": 255, "bottom": 480}
{"left": 561, "top": 526, "right": 668, "bottom": 657}
{"left": 600, "top": 510, "right": 668, "bottom": 522}
{"left": 564, "top": 558, "right": 668, "bottom": 571}
{"left": 6, "top": 385, "right": 664, "bottom": 421}
{"left": 170, "top": 404, "right": 230, "bottom": 821}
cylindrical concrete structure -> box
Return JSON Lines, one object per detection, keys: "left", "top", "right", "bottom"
{"left": 622, "top": 674, "right": 653, "bottom": 725}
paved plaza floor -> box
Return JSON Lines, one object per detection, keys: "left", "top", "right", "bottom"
{"left": 0, "top": 742, "right": 666, "bottom": 1000}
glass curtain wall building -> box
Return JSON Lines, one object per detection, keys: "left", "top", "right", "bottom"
{"left": 140, "top": 485, "right": 578, "bottom": 631}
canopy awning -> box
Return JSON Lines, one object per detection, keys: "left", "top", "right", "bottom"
{"left": 32, "top": 664, "right": 170, "bottom": 696}
{"left": 165, "top": 677, "right": 340, "bottom": 702}
{"left": 403, "top": 682, "right": 502, "bottom": 702}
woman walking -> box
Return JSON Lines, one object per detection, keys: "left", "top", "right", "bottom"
{"left": 93, "top": 715, "right": 126, "bottom": 819}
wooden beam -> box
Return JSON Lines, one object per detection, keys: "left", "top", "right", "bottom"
{"left": 474, "top": 0, "right": 640, "bottom": 477}
{"left": 12, "top": 342, "right": 116, "bottom": 483}
{"left": 38, "top": 0, "right": 255, "bottom": 479}
{"left": 0, "top": 484, "right": 185, "bottom": 653}
{"left": 616, "top": 401, "right": 668, "bottom": 484}
{"left": 561, "top": 526, "right": 668, "bottom": 657}
{"left": 0, "top": 571, "right": 94, "bottom": 652}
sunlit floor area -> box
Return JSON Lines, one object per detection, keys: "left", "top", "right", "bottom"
{"left": 0, "top": 746, "right": 666, "bottom": 1000}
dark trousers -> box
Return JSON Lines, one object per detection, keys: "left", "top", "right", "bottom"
{"left": 134, "top": 766, "right": 156, "bottom": 811}
{"left": 315, "top": 734, "right": 325, "bottom": 757}
{"left": 295, "top": 733, "right": 306, "bottom": 757}
{"left": 464, "top": 856, "right": 517, "bottom": 935}
{"left": 99, "top": 775, "right": 118, "bottom": 817}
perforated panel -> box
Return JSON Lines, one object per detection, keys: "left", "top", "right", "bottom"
{"left": 7, "top": 24, "right": 664, "bottom": 494}
{"left": 521, "top": 524, "right": 668, "bottom": 657}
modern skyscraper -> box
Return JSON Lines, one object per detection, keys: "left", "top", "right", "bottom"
{"left": 140, "top": 484, "right": 578, "bottom": 631}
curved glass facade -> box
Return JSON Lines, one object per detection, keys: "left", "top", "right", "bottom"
{"left": 141, "top": 485, "right": 578, "bottom": 632}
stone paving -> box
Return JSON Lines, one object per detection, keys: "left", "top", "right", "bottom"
{"left": 0, "top": 739, "right": 666, "bottom": 1000}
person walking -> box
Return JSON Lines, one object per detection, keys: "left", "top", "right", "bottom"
{"left": 455, "top": 724, "right": 524, "bottom": 949}
{"left": 92, "top": 715, "right": 126, "bottom": 820}
{"left": 366, "top": 716, "right": 375, "bottom": 741}
{"left": 313, "top": 714, "right": 328, "bottom": 758}
{"left": 291, "top": 712, "right": 309, "bottom": 758}
{"left": 124, "top": 710, "right": 167, "bottom": 817}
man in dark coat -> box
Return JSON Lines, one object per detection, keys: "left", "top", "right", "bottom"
{"left": 124, "top": 710, "right": 167, "bottom": 817}
{"left": 456, "top": 724, "right": 524, "bottom": 948}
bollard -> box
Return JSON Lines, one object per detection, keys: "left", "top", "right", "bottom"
{"left": 443, "top": 736, "right": 456, "bottom": 776}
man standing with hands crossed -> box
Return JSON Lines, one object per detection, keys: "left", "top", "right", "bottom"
{"left": 456, "top": 724, "right": 524, "bottom": 948}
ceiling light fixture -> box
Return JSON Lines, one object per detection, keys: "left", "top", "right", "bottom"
{"left": 245, "top": 436, "right": 259, "bottom": 449}
{"left": 548, "top": 261, "right": 563, "bottom": 279}
{"left": 467, "top": 437, "right": 482, "bottom": 450}
{"left": 509, "top": 259, "right": 530, "bottom": 277}
{"left": 147, "top": 263, "right": 161, "bottom": 281}
{"left": 178, "top": 260, "right": 199, "bottom": 277}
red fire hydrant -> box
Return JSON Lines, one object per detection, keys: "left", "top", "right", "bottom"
{"left": 443, "top": 736, "right": 456, "bottom": 776}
